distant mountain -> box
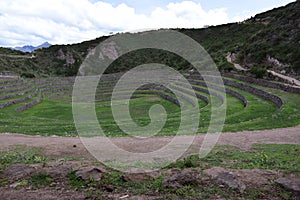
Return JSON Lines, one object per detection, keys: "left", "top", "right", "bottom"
{"left": 36, "top": 42, "right": 52, "bottom": 50}
{"left": 14, "top": 42, "right": 51, "bottom": 53}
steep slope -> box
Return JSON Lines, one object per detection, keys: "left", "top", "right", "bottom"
{"left": 239, "top": 1, "right": 300, "bottom": 75}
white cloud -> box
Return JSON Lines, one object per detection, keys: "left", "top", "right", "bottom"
{"left": 0, "top": 0, "right": 235, "bottom": 47}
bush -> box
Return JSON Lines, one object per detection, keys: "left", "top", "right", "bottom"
{"left": 221, "top": 61, "right": 235, "bottom": 72}
{"left": 250, "top": 66, "right": 267, "bottom": 78}
{"left": 21, "top": 72, "right": 35, "bottom": 78}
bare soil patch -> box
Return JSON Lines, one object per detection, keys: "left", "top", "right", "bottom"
{"left": 0, "top": 126, "right": 299, "bottom": 159}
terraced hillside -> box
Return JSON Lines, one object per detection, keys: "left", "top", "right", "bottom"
{"left": 0, "top": 72, "right": 299, "bottom": 136}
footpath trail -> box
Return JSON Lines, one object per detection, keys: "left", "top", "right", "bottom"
{"left": 0, "top": 126, "right": 299, "bottom": 160}
{"left": 0, "top": 54, "right": 34, "bottom": 59}
{"left": 226, "top": 53, "right": 300, "bottom": 88}
{"left": 267, "top": 70, "right": 300, "bottom": 87}
{"left": 226, "top": 54, "right": 247, "bottom": 71}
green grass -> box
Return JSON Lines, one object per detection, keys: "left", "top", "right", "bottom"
{"left": 1, "top": 144, "right": 294, "bottom": 199}
{"left": 168, "top": 144, "right": 300, "bottom": 172}
{"left": 65, "top": 144, "right": 296, "bottom": 199}
{"left": 0, "top": 75, "right": 299, "bottom": 136}
{"left": 0, "top": 145, "right": 46, "bottom": 171}
{"left": 29, "top": 173, "right": 53, "bottom": 188}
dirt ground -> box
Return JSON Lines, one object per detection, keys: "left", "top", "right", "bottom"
{"left": 0, "top": 125, "right": 299, "bottom": 159}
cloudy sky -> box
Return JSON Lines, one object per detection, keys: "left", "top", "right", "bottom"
{"left": 0, "top": 0, "right": 295, "bottom": 47}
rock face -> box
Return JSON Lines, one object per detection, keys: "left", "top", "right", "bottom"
{"left": 75, "top": 166, "right": 106, "bottom": 182}
{"left": 276, "top": 178, "right": 300, "bottom": 197}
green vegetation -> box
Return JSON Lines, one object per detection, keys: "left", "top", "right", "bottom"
{"left": 0, "top": 144, "right": 296, "bottom": 199}
{"left": 0, "top": 2, "right": 299, "bottom": 199}
{"left": 249, "top": 66, "right": 268, "bottom": 78}
{"left": 0, "top": 74, "right": 299, "bottom": 136}
{"left": 168, "top": 144, "right": 300, "bottom": 172}
{"left": 65, "top": 144, "right": 297, "bottom": 199}
{"left": 0, "top": 145, "right": 46, "bottom": 171}
{"left": 0, "top": 47, "right": 25, "bottom": 55}
{"left": 29, "top": 174, "right": 52, "bottom": 188}
{"left": 240, "top": 1, "right": 300, "bottom": 73}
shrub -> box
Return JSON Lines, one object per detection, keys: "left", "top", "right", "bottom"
{"left": 21, "top": 72, "right": 35, "bottom": 78}
{"left": 250, "top": 66, "right": 267, "bottom": 78}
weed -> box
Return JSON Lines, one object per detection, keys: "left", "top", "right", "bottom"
{"left": 16, "top": 180, "right": 29, "bottom": 189}
{"left": 0, "top": 146, "right": 46, "bottom": 170}
{"left": 68, "top": 170, "right": 88, "bottom": 188}
{"left": 29, "top": 174, "right": 52, "bottom": 188}
{"left": 168, "top": 144, "right": 300, "bottom": 172}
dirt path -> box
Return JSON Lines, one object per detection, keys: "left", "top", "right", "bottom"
{"left": 267, "top": 70, "right": 300, "bottom": 87}
{"left": 226, "top": 53, "right": 300, "bottom": 88}
{"left": 0, "top": 126, "right": 299, "bottom": 160}
{"left": 0, "top": 54, "right": 34, "bottom": 59}
{"left": 226, "top": 54, "right": 248, "bottom": 71}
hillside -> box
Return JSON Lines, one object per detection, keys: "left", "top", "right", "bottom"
{"left": 0, "top": 1, "right": 298, "bottom": 78}
{"left": 240, "top": 1, "right": 300, "bottom": 75}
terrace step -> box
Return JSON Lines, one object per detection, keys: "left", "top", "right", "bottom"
{"left": 0, "top": 89, "right": 39, "bottom": 109}
{"left": 15, "top": 91, "right": 43, "bottom": 112}
{"left": 183, "top": 80, "right": 247, "bottom": 107}
{"left": 223, "top": 79, "right": 283, "bottom": 109}
{"left": 188, "top": 74, "right": 282, "bottom": 109}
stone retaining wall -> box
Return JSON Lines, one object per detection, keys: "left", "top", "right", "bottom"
{"left": 0, "top": 89, "right": 39, "bottom": 109}
{"left": 169, "top": 84, "right": 210, "bottom": 105}
{"left": 186, "top": 80, "right": 247, "bottom": 107}
{"left": 223, "top": 79, "right": 283, "bottom": 108}
{"left": 224, "top": 73, "right": 300, "bottom": 94}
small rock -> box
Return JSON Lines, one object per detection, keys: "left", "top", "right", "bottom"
{"left": 10, "top": 182, "right": 21, "bottom": 189}
{"left": 215, "top": 172, "right": 246, "bottom": 193}
{"left": 47, "top": 165, "right": 72, "bottom": 180}
{"left": 123, "top": 171, "right": 161, "bottom": 183}
{"left": 120, "top": 194, "right": 129, "bottom": 199}
{"left": 104, "top": 185, "right": 115, "bottom": 192}
{"left": 205, "top": 167, "right": 246, "bottom": 193}
{"left": 276, "top": 178, "right": 300, "bottom": 197}
{"left": 75, "top": 166, "right": 106, "bottom": 182}
{"left": 162, "top": 169, "right": 203, "bottom": 189}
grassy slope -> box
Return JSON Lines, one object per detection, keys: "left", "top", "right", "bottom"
{"left": 0, "top": 82, "right": 299, "bottom": 136}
